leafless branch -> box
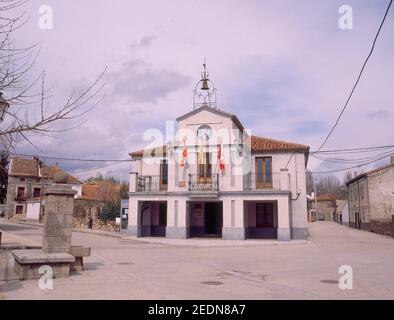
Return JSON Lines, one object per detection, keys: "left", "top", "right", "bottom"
{"left": 0, "top": 0, "right": 107, "bottom": 150}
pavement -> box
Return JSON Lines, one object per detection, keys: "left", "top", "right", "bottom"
{"left": 1, "top": 220, "right": 394, "bottom": 299}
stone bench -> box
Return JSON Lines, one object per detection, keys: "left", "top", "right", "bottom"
{"left": 69, "top": 246, "right": 91, "bottom": 271}
{"left": 12, "top": 249, "right": 75, "bottom": 280}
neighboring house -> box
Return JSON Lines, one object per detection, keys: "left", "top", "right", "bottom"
{"left": 73, "top": 181, "right": 121, "bottom": 231}
{"left": 127, "top": 69, "right": 310, "bottom": 241}
{"left": 314, "top": 193, "right": 336, "bottom": 221}
{"left": 336, "top": 200, "right": 349, "bottom": 226}
{"left": 346, "top": 158, "right": 394, "bottom": 236}
{"left": 5, "top": 157, "right": 82, "bottom": 221}
{"left": 306, "top": 193, "right": 317, "bottom": 222}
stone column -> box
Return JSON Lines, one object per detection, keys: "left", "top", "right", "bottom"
{"left": 277, "top": 196, "right": 291, "bottom": 241}
{"left": 129, "top": 172, "right": 138, "bottom": 192}
{"left": 127, "top": 198, "right": 141, "bottom": 236}
{"left": 166, "top": 198, "right": 188, "bottom": 239}
{"left": 222, "top": 198, "right": 245, "bottom": 240}
{"left": 42, "top": 182, "right": 77, "bottom": 254}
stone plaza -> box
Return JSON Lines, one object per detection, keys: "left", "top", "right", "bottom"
{"left": 1, "top": 220, "right": 394, "bottom": 299}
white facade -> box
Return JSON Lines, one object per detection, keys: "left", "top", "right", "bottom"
{"left": 26, "top": 200, "right": 40, "bottom": 221}
{"left": 127, "top": 106, "right": 309, "bottom": 240}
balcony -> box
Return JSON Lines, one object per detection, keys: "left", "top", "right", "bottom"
{"left": 130, "top": 169, "right": 289, "bottom": 194}
{"left": 136, "top": 175, "right": 168, "bottom": 192}
{"left": 188, "top": 174, "right": 219, "bottom": 192}
{"left": 14, "top": 195, "right": 27, "bottom": 202}
{"left": 243, "top": 172, "right": 282, "bottom": 191}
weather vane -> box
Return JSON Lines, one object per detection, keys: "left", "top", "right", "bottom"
{"left": 193, "top": 59, "right": 217, "bottom": 110}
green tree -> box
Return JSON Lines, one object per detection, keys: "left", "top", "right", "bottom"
{"left": 99, "top": 200, "right": 120, "bottom": 222}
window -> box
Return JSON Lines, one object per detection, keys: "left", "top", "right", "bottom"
{"left": 16, "top": 187, "right": 25, "bottom": 198}
{"left": 160, "top": 160, "right": 168, "bottom": 190}
{"left": 255, "top": 157, "right": 272, "bottom": 189}
{"left": 256, "top": 203, "right": 274, "bottom": 228}
{"left": 19, "top": 178, "right": 26, "bottom": 182}
{"left": 33, "top": 188, "right": 41, "bottom": 198}
{"left": 198, "top": 152, "right": 212, "bottom": 183}
{"left": 15, "top": 205, "right": 24, "bottom": 214}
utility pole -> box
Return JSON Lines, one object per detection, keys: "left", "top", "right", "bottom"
{"left": 38, "top": 159, "right": 45, "bottom": 223}
{"left": 313, "top": 175, "right": 318, "bottom": 221}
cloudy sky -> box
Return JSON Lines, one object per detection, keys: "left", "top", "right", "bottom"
{"left": 7, "top": 0, "right": 394, "bottom": 181}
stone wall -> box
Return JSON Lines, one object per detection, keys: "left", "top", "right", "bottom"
{"left": 348, "top": 178, "right": 370, "bottom": 224}
{"left": 316, "top": 200, "right": 335, "bottom": 221}
{"left": 370, "top": 218, "right": 394, "bottom": 237}
{"left": 73, "top": 198, "right": 119, "bottom": 232}
{"left": 367, "top": 167, "right": 394, "bottom": 222}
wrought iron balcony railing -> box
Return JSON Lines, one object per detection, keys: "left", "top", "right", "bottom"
{"left": 14, "top": 195, "right": 27, "bottom": 201}
{"left": 188, "top": 174, "right": 219, "bottom": 192}
{"left": 136, "top": 175, "right": 167, "bottom": 192}
{"left": 243, "top": 172, "right": 281, "bottom": 190}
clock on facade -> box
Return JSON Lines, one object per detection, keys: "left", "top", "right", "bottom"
{"left": 197, "top": 125, "right": 212, "bottom": 141}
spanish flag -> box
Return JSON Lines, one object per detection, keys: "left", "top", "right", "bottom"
{"left": 218, "top": 144, "right": 225, "bottom": 171}
{"left": 180, "top": 141, "right": 187, "bottom": 167}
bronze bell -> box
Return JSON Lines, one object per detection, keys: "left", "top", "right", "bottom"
{"left": 201, "top": 79, "right": 209, "bottom": 90}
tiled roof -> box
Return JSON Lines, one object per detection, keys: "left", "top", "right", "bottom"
{"left": 79, "top": 181, "right": 121, "bottom": 202}
{"left": 9, "top": 157, "right": 81, "bottom": 184}
{"left": 316, "top": 193, "right": 336, "bottom": 201}
{"left": 10, "top": 158, "right": 39, "bottom": 177}
{"left": 129, "top": 135, "right": 309, "bottom": 158}
{"left": 176, "top": 106, "right": 244, "bottom": 131}
{"left": 249, "top": 136, "right": 309, "bottom": 153}
{"left": 130, "top": 145, "right": 167, "bottom": 158}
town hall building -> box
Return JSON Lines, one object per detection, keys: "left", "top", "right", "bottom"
{"left": 127, "top": 65, "right": 310, "bottom": 240}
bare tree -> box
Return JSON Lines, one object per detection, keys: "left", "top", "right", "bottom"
{"left": 343, "top": 171, "right": 353, "bottom": 185}
{"left": 0, "top": 0, "right": 107, "bottom": 151}
{"left": 315, "top": 175, "right": 341, "bottom": 195}
{"left": 305, "top": 170, "right": 314, "bottom": 195}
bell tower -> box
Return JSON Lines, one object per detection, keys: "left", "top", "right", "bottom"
{"left": 193, "top": 60, "right": 217, "bottom": 110}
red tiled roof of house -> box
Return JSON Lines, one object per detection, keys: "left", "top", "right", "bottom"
{"left": 316, "top": 193, "right": 336, "bottom": 201}
{"left": 129, "top": 135, "right": 309, "bottom": 158}
{"left": 249, "top": 135, "right": 309, "bottom": 153}
{"left": 9, "top": 157, "right": 81, "bottom": 184}
{"left": 79, "top": 181, "right": 121, "bottom": 202}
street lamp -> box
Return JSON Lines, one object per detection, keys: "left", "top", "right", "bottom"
{"left": 0, "top": 92, "right": 9, "bottom": 122}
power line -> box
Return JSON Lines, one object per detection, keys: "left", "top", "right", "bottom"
{"left": 70, "top": 161, "right": 128, "bottom": 175}
{"left": 310, "top": 151, "right": 394, "bottom": 174}
{"left": 311, "top": 143, "right": 394, "bottom": 154}
{"left": 11, "top": 143, "right": 394, "bottom": 163}
{"left": 315, "top": 0, "right": 393, "bottom": 152}
{"left": 310, "top": 149, "right": 394, "bottom": 163}
{"left": 10, "top": 152, "right": 132, "bottom": 163}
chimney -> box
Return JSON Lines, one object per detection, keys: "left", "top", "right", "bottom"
{"left": 353, "top": 171, "right": 358, "bottom": 178}
{"left": 391, "top": 156, "right": 394, "bottom": 166}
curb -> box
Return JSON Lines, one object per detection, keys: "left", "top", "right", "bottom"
{"left": 0, "top": 218, "right": 125, "bottom": 240}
